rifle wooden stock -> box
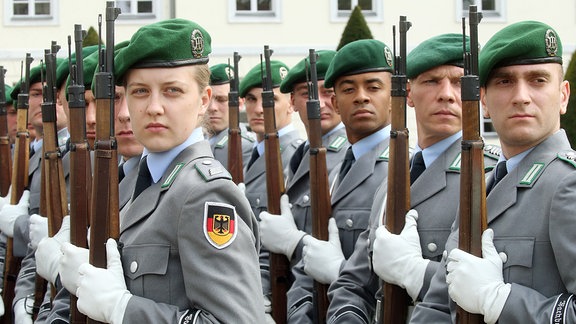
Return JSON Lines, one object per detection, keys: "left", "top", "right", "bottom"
{"left": 306, "top": 49, "right": 330, "bottom": 323}
{"left": 456, "top": 6, "right": 485, "bottom": 324}
{"left": 380, "top": 16, "right": 411, "bottom": 324}
{"left": 0, "top": 67, "right": 11, "bottom": 197}
{"left": 34, "top": 44, "right": 68, "bottom": 317}
{"left": 227, "top": 52, "right": 243, "bottom": 184}
{"left": 67, "top": 25, "right": 91, "bottom": 324}
{"left": 89, "top": 4, "right": 120, "bottom": 324}
{"left": 262, "top": 46, "right": 289, "bottom": 324}
{"left": 1, "top": 53, "right": 33, "bottom": 324}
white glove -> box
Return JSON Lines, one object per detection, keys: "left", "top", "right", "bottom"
{"left": 446, "top": 229, "right": 511, "bottom": 324}
{"left": 0, "top": 289, "right": 4, "bottom": 316}
{"left": 13, "top": 298, "right": 33, "bottom": 324}
{"left": 0, "top": 190, "right": 30, "bottom": 237}
{"left": 263, "top": 296, "right": 276, "bottom": 323}
{"left": 35, "top": 216, "right": 70, "bottom": 284}
{"left": 260, "top": 194, "right": 306, "bottom": 259}
{"left": 302, "top": 218, "right": 344, "bottom": 284}
{"left": 59, "top": 241, "right": 89, "bottom": 294}
{"left": 76, "top": 239, "right": 132, "bottom": 324}
{"left": 0, "top": 187, "right": 11, "bottom": 211}
{"left": 237, "top": 182, "right": 246, "bottom": 195}
{"left": 372, "top": 209, "right": 430, "bottom": 300}
{"left": 29, "top": 214, "right": 49, "bottom": 250}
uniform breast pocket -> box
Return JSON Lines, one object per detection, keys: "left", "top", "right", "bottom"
{"left": 493, "top": 237, "right": 534, "bottom": 287}
{"left": 334, "top": 208, "right": 371, "bottom": 258}
{"left": 122, "top": 244, "right": 171, "bottom": 300}
{"left": 419, "top": 229, "right": 451, "bottom": 262}
{"left": 292, "top": 194, "right": 311, "bottom": 233}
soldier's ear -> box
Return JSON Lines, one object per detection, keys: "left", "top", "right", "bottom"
{"left": 332, "top": 95, "right": 340, "bottom": 115}
{"left": 480, "top": 88, "right": 490, "bottom": 118}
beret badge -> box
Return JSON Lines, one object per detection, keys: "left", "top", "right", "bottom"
{"left": 190, "top": 29, "right": 205, "bottom": 59}
{"left": 384, "top": 46, "right": 394, "bottom": 69}
{"left": 279, "top": 67, "right": 289, "bottom": 80}
{"left": 545, "top": 29, "right": 559, "bottom": 57}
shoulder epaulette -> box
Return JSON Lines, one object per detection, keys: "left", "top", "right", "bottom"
{"left": 378, "top": 146, "right": 390, "bottom": 161}
{"left": 215, "top": 135, "right": 228, "bottom": 148}
{"left": 194, "top": 158, "right": 232, "bottom": 182}
{"left": 283, "top": 139, "right": 304, "bottom": 153}
{"left": 557, "top": 150, "right": 576, "bottom": 168}
{"left": 327, "top": 135, "right": 347, "bottom": 152}
{"left": 483, "top": 144, "right": 502, "bottom": 160}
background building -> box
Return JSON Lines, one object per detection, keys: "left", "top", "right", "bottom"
{"left": 2, "top": 0, "right": 574, "bottom": 144}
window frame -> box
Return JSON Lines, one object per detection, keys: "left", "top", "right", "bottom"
{"left": 330, "top": 0, "right": 383, "bottom": 23}
{"left": 115, "top": 0, "right": 158, "bottom": 21}
{"left": 457, "top": 0, "right": 507, "bottom": 22}
{"left": 4, "top": 0, "right": 59, "bottom": 26}
{"left": 228, "top": 0, "right": 282, "bottom": 23}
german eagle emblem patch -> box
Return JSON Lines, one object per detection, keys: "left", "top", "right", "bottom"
{"left": 203, "top": 202, "right": 237, "bottom": 249}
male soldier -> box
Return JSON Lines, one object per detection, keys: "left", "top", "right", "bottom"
{"left": 0, "top": 60, "right": 70, "bottom": 324}
{"left": 205, "top": 63, "right": 254, "bottom": 170}
{"left": 326, "top": 33, "right": 497, "bottom": 322}
{"left": 410, "top": 21, "right": 576, "bottom": 323}
{"left": 287, "top": 39, "right": 394, "bottom": 321}
{"left": 259, "top": 50, "right": 348, "bottom": 267}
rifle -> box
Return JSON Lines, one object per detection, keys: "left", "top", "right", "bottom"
{"left": 1, "top": 53, "right": 33, "bottom": 324}
{"left": 34, "top": 42, "right": 68, "bottom": 317}
{"left": 262, "top": 45, "right": 289, "bottom": 324}
{"left": 89, "top": 3, "right": 120, "bottom": 324}
{"left": 305, "top": 49, "right": 331, "bottom": 323}
{"left": 457, "top": 6, "right": 485, "bottom": 324}
{"left": 227, "top": 52, "right": 243, "bottom": 184}
{"left": 380, "top": 16, "right": 411, "bottom": 324}
{"left": 67, "top": 25, "right": 90, "bottom": 324}
{"left": 0, "top": 66, "right": 11, "bottom": 197}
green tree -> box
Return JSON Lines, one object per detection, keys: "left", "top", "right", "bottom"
{"left": 83, "top": 26, "right": 103, "bottom": 47}
{"left": 562, "top": 50, "right": 576, "bottom": 146}
{"left": 336, "top": 5, "right": 374, "bottom": 50}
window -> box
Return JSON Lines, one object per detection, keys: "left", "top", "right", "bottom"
{"left": 331, "top": 0, "right": 382, "bottom": 22}
{"left": 4, "top": 0, "right": 58, "bottom": 25}
{"left": 116, "top": 0, "right": 155, "bottom": 19}
{"left": 229, "top": 0, "right": 281, "bottom": 23}
{"left": 458, "top": 0, "right": 506, "bottom": 22}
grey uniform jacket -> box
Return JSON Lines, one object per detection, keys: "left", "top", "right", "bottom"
{"left": 327, "top": 138, "right": 498, "bottom": 323}
{"left": 287, "top": 137, "right": 391, "bottom": 322}
{"left": 243, "top": 129, "right": 303, "bottom": 297}
{"left": 243, "top": 128, "right": 303, "bottom": 218}
{"left": 209, "top": 127, "right": 254, "bottom": 172}
{"left": 119, "top": 141, "right": 265, "bottom": 323}
{"left": 285, "top": 128, "right": 349, "bottom": 264}
{"left": 410, "top": 129, "right": 576, "bottom": 323}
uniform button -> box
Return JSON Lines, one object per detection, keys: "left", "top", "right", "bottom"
{"left": 130, "top": 261, "right": 138, "bottom": 273}
{"left": 256, "top": 198, "right": 260, "bottom": 205}
{"left": 303, "top": 195, "right": 310, "bottom": 203}
{"left": 346, "top": 219, "right": 353, "bottom": 228}
{"left": 499, "top": 252, "right": 508, "bottom": 263}
{"left": 427, "top": 243, "right": 438, "bottom": 252}
{"left": 202, "top": 160, "right": 212, "bottom": 165}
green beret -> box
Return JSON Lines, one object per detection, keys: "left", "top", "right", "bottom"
{"left": 479, "top": 21, "right": 562, "bottom": 85}
{"left": 324, "top": 39, "right": 394, "bottom": 88}
{"left": 407, "top": 34, "right": 469, "bottom": 79}
{"left": 280, "top": 50, "right": 336, "bottom": 93}
{"left": 90, "top": 41, "right": 130, "bottom": 93}
{"left": 115, "top": 19, "right": 211, "bottom": 82}
{"left": 10, "top": 63, "right": 44, "bottom": 100}
{"left": 210, "top": 63, "right": 232, "bottom": 85}
{"left": 56, "top": 45, "right": 99, "bottom": 89}
{"left": 3, "top": 84, "right": 14, "bottom": 106}
{"left": 66, "top": 49, "right": 102, "bottom": 100}
{"left": 239, "top": 60, "right": 289, "bottom": 97}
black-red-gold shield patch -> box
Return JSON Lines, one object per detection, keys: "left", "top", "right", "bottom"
{"left": 204, "top": 202, "right": 237, "bottom": 249}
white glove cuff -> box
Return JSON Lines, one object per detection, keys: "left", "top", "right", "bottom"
{"left": 110, "top": 292, "right": 132, "bottom": 324}
{"left": 404, "top": 259, "right": 430, "bottom": 301}
{"left": 285, "top": 231, "right": 306, "bottom": 259}
{"left": 483, "top": 283, "right": 511, "bottom": 324}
